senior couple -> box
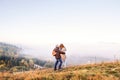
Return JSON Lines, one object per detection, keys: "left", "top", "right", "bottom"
{"left": 52, "top": 44, "right": 66, "bottom": 71}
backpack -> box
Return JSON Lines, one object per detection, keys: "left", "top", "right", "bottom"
{"left": 52, "top": 50, "right": 56, "bottom": 56}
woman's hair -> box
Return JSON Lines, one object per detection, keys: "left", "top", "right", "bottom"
{"left": 59, "top": 44, "right": 65, "bottom": 48}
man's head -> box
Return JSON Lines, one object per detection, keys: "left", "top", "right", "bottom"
{"left": 56, "top": 44, "right": 59, "bottom": 48}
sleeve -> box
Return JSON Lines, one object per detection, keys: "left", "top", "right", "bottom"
{"left": 61, "top": 48, "right": 66, "bottom": 52}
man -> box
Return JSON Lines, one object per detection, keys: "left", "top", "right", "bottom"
{"left": 53, "top": 45, "right": 62, "bottom": 71}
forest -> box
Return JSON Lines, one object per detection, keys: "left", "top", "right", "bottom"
{"left": 0, "top": 42, "right": 54, "bottom": 72}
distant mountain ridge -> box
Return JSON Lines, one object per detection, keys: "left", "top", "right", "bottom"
{"left": 0, "top": 42, "right": 21, "bottom": 56}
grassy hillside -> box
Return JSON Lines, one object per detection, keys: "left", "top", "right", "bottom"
{"left": 0, "top": 42, "right": 54, "bottom": 72}
{"left": 0, "top": 61, "right": 120, "bottom": 80}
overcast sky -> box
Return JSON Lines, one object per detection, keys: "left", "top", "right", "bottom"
{"left": 0, "top": 0, "right": 120, "bottom": 46}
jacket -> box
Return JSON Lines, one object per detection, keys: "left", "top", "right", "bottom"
{"left": 53, "top": 47, "right": 61, "bottom": 59}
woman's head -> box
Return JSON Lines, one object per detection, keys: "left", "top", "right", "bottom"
{"left": 59, "top": 44, "right": 65, "bottom": 48}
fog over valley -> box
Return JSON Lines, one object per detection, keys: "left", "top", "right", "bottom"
{"left": 20, "top": 42, "right": 120, "bottom": 65}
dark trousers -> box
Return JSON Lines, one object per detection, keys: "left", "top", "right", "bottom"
{"left": 54, "top": 58, "right": 62, "bottom": 70}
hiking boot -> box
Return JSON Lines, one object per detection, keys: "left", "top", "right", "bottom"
{"left": 58, "top": 68, "right": 62, "bottom": 71}
{"left": 54, "top": 69, "right": 57, "bottom": 71}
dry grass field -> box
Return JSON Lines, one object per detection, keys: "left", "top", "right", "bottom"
{"left": 0, "top": 61, "right": 120, "bottom": 80}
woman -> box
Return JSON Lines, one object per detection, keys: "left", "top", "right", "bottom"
{"left": 59, "top": 44, "right": 67, "bottom": 68}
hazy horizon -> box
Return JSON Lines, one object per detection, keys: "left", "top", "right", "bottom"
{"left": 16, "top": 42, "right": 120, "bottom": 60}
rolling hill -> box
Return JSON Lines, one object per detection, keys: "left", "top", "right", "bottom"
{"left": 0, "top": 61, "right": 120, "bottom": 80}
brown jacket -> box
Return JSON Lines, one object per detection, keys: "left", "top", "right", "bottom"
{"left": 53, "top": 47, "right": 61, "bottom": 59}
